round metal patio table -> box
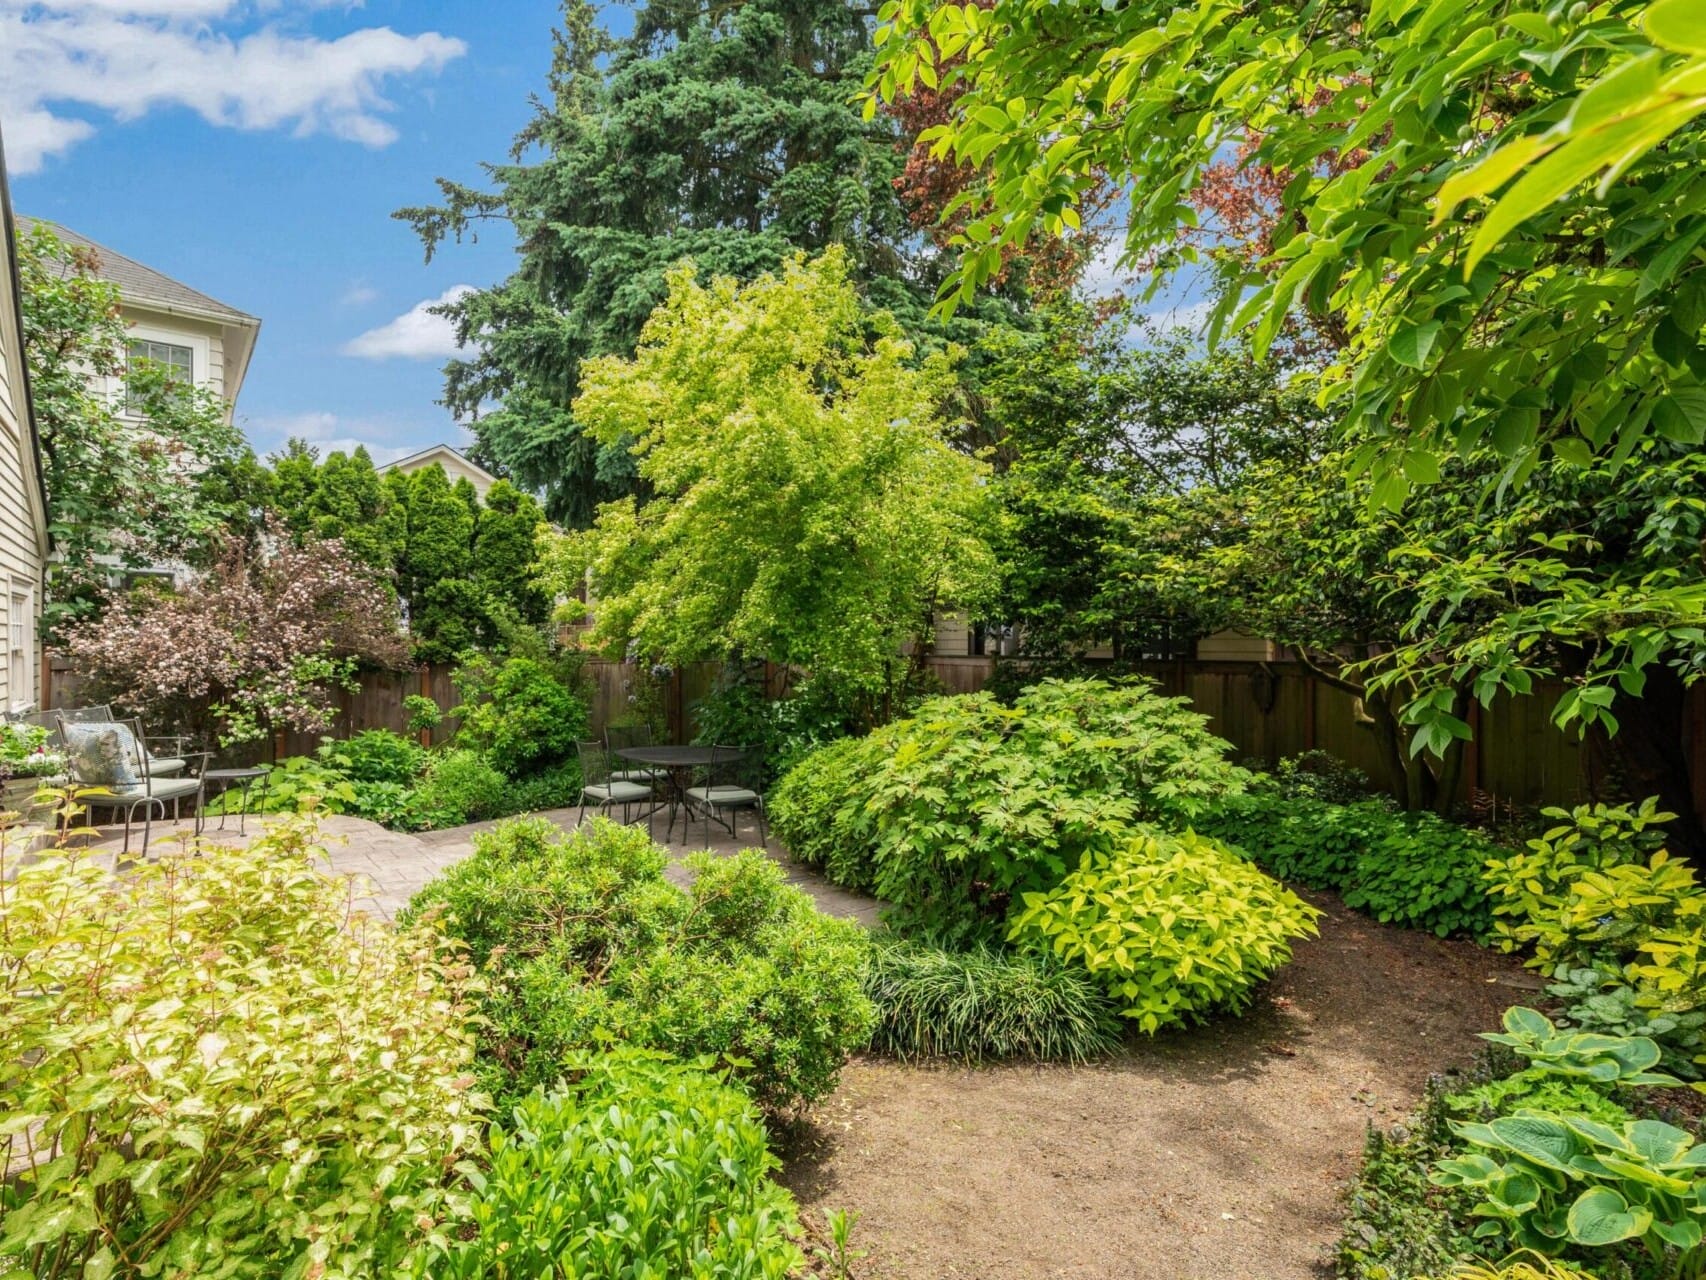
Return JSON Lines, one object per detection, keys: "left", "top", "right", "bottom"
{"left": 613, "top": 744, "right": 745, "bottom": 843}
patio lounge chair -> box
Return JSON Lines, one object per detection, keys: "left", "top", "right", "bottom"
{"left": 56, "top": 713, "right": 207, "bottom": 856}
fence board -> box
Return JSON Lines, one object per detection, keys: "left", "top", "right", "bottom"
{"left": 44, "top": 647, "right": 1615, "bottom": 810}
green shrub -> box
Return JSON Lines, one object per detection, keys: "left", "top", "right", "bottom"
{"left": 320, "top": 727, "right": 427, "bottom": 785}
{"left": 1445, "top": 1071, "right": 1633, "bottom": 1128}
{"left": 770, "top": 677, "right": 1248, "bottom": 940}
{"left": 493, "top": 758, "right": 582, "bottom": 817}
{"left": 767, "top": 733, "right": 883, "bottom": 893}
{"left": 414, "top": 1054, "right": 803, "bottom": 1280}
{"left": 406, "top": 749, "right": 510, "bottom": 828}
{"left": 861, "top": 937, "right": 1122, "bottom": 1063}
{"left": 1008, "top": 828, "right": 1319, "bottom": 1033}
{"left": 1270, "top": 749, "right": 1380, "bottom": 805}
{"left": 0, "top": 815, "right": 482, "bottom": 1280}
{"left": 1197, "top": 790, "right": 1496, "bottom": 937}
{"left": 452, "top": 655, "right": 588, "bottom": 777}
{"left": 210, "top": 752, "right": 359, "bottom": 816}
{"left": 403, "top": 817, "right": 875, "bottom": 1112}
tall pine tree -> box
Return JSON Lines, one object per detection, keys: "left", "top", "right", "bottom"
{"left": 400, "top": 0, "right": 1031, "bottom": 526}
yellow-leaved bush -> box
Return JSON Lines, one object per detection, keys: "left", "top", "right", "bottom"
{"left": 0, "top": 813, "right": 484, "bottom": 1280}
{"left": 1007, "top": 829, "right": 1320, "bottom": 1033}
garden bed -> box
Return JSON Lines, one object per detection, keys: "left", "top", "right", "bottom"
{"left": 781, "top": 890, "right": 1534, "bottom": 1280}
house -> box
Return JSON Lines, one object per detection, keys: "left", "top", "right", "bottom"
{"left": 15, "top": 216, "right": 260, "bottom": 425}
{"left": 380, "top": 444, "right": 500, "bottom": 501}
{"left": 0, "top": 131, "right": 53, "bottom": 711}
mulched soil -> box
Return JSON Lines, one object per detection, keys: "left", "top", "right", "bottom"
{"left": 779, "top": 889, "right": 1541, "bottom": 1280}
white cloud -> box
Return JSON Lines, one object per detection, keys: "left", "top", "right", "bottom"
{"left": 339, "top": 281, "right": 379, "bottom": 307}
{"left": 0, "top": 2, "right": 465, "bottom": 172}
{"left": 1080, "top": 237, "right": 1137, "bottom": 299}
{"left": 341, "top": 284, "right": 473, "bottom": 359}
{"left": 1140, "top": 298, "right": 1217, "bottom": 334}
{"left": 247, "top": 410, "right": 418, "bottom": 464}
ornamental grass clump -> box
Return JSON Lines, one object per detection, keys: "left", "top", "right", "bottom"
{"left": 0, "top": 812, "right": 483, "bottom": 1280}
{"left": 861, "top": 937, "right": 1123, "bottom": 1063}
{"left": 1008, "top": 828, "right": 1320, "bottom": 1032}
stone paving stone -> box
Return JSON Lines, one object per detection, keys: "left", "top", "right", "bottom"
{"left": 80, "top": 805, "right": 882, "bottom": 928}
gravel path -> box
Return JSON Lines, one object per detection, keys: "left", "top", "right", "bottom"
{"left": 781, "top": 891, "right": 1538, "bottom": 1280}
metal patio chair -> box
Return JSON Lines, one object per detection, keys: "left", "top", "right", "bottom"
{"left": 56, "top": 713, "right": 207, "bottom": 856}
{"left": 575, "top": 739, "right": 654, "bottom": 827}
{"left": 683, "top": 744, "right": 767, "bottom": 847}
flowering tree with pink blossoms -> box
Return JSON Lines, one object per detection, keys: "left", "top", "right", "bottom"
{"left": 61, "top": 527, "right": 409, "bottom": 745}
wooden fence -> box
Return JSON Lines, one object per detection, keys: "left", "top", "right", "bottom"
{"left": 48, "top": 650, "right": 1683, "bottom": 812}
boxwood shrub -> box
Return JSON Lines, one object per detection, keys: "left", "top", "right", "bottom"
{"left": 414, "top": 1055, "right": 804, "bottom": 1280}
{"left": 1195, "top": 789, "right": 1496, "bottom": 938}
{"left": 403, "top": 816, "right": 874, "bottom": 1112}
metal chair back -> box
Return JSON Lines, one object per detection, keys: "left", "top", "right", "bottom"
{"left": 576, "top": 739, "right": 614, "bottom": 788}
{"left": 606, "top": 722, "right": 655, "bottom": 752}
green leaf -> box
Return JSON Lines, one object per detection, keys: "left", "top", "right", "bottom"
{"left": 1566, "top": 1186, "right": 1649, "bottom": 1246}
{"left": 1646, "top": 0, "right": 1706, "bottom": 55}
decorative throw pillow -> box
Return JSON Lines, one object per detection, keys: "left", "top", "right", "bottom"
{"left": 64, "top": 722, "right": 142, "bottom": 792}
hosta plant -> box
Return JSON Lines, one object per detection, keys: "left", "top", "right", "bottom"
{"left": 1432, "top": 1114, "right": 1706, "bottom": 1266}
{"left": 1482, "top": 1007, "right": 1682, "bottom": 1088}
{"left": 1007, "top": 828, "right": 1319, "bottom": 1032}
{"left": 0, "top": 812, "right": 483, "bottom": 1280}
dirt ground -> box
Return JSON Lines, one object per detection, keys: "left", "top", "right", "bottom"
{"left": 780, "top": 891, "right": 1540, "bottom": 1280}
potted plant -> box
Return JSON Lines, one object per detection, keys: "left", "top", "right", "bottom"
{"left": 0, "top": 721, "right": 67, "bottom": 815}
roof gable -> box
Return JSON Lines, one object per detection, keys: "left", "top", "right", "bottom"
{"left": 15, "top": 216, "right": 257, "bottom": 325}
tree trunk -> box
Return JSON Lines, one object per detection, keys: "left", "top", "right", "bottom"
{"left": 1602, "top": 669, "right": 1706, "bottom": 859}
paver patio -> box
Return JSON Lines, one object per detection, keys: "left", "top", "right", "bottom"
{"left": 80, "top": 805, "right": 882, "bottom": 927}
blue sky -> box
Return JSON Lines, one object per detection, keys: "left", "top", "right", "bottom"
{"left": 4, "top": 0, "right": 1172, "bottom": 464}
{"left": 4, "top": 0, "right": 602, "bottom": 462}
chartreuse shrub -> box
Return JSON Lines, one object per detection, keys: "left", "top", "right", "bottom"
{"left": 1008, "top": 829, "right": 1319, "bottom": 1032}
{"left": 1450, "top": 1261, "right": 1599, "bottom": 1280}
{"left": 0, "top": 814, "right": 482, "bottom": 1280}
{"left": 1485, "top": 800, "right": 1706, "bottom": 1078}
{"left": 1195, "top": 788, "right": 1495, "bottom": 937}
{"left": 861, "top": 936, "right": 1122, "bottom": 1063}
{"left": 412, "top": 1053, "right": 804, "bottom": 1280}
{"left": 403, "top": 816, "right": 874, "bottom": 1112}
{"left": 771, "top": 677, "right": 1248, "bottom": 939}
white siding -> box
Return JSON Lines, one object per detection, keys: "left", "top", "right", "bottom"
{"left": 0, "top": 221, "right": 45, "bottom": 709}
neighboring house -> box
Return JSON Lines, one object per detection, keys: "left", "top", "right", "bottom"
{"left": 16, "top": 214, "right": 259, "bottom": 592}
{"left": 380, "top": 444, "right": 500, "bottom": 502}
{"left": 15, "top": 216, "right": 260, "bottom": 424}
{"left": 0, "top": 132, "right": 53, "bottom": 711}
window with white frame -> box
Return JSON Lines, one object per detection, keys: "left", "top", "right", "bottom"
{"left": 126, "top": 338, "right": 194, "bottom": 412}
{"left": 9, "top": 585, "right": 31, "bottom": 710}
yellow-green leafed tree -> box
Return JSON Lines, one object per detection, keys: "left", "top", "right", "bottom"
{"left": 546, "top": 248, "right": 996, "bottom": 698}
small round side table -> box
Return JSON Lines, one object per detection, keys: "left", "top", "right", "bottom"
{"left": 203, "top": 766, "right": 269, "bottom": 835}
